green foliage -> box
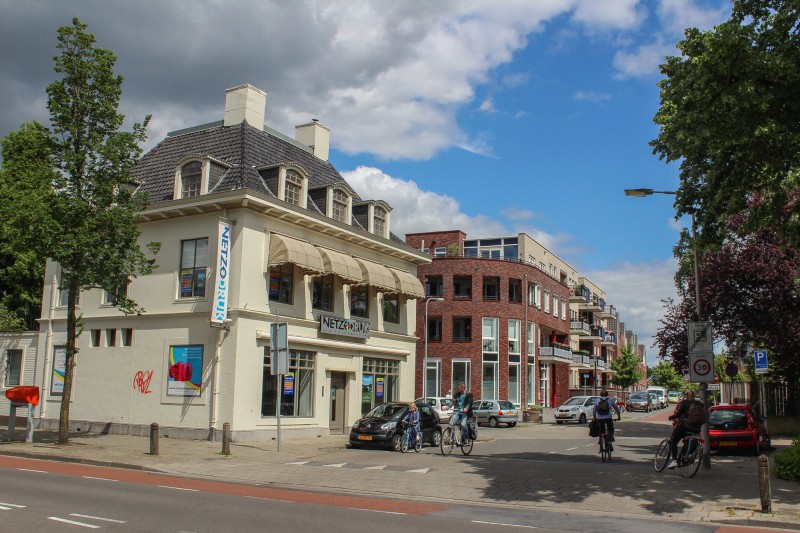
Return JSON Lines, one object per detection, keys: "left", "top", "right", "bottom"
{"left": 610, "top": 342, "right": 644, "bottom": 390}
{"left": 775, "top": 437, "right": 800, "bottom": 481}
{"left": 650, "top": 360, "right": 684, "bottom": 391}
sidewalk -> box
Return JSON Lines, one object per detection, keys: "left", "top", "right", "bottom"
{"left": 1, "top": 421, "right": 799, "bottom": 531}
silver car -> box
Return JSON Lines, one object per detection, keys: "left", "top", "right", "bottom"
{"left": 415, "top": 397, "right": 454, "bottom": 424}
{"left": 554, "top": 395, "right": 600, "bottom": 424}
{"left": 471, "top": 400, "right": 518, "bottom": 427}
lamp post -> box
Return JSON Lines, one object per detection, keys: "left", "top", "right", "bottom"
{"left": 624, "top": 187, "right": 710, "bottom": 469}
{"left": 423, "top": 297, "right": 444, "bottom": 400}
{"left": 594, "top": 355, "right": 598, "bottom": 396}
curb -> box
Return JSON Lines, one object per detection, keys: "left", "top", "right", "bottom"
{"left": 0, "top": 450, "right": 156, "bottom": 472}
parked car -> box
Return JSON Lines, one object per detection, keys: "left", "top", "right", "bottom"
{"left": 647, "top": 387, "right": 668, "bottom": 409}
{"left": 415, "top": 397, "right": 454, "bottom": 423}
{"left": 667, "top": 391, "right": 682, "bottom": 404}
{"left": 349, "top": 401, "right": 442, "bottom": 451}
{"left": 648, "top": 392, "right": 661, "bottom": 409}
{"left": 708, "top": 404, "right": 767, "bottom": 455}
{"left": 554, "top": 395, "right": 599, "bottom": 424}
{"left": 472, "top": 400, "right": 518, "bottom": 427}
{"left": 626, "top": 391, "right": 653, "bottom": 412}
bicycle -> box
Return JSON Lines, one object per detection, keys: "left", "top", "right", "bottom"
{"left": 599, "top": 427, "right": 612, "bottom": 462}
{"left": 654, "top": 421, "right": 704, "bottom": 478}
{"left": 440, "top": 418, "right": 475, "bottom": 456}
{"left": 400, "top": 422, "right": 422, "bottom": 453}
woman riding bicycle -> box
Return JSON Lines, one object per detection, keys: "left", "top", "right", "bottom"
{"left": 666, "top": 389, "right": 704, "bottom": 469}
{"left": 401, "top": 402, "right": 421, "bottom": 445}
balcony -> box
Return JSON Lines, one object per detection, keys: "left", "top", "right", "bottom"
{"left": 586, "top": 326, "right": 603, "bottom": 341}
{"left": 601, "top": 332, "right": 616, "bottom": 346}
{"left": 601, "top": 304, "right": 618, "bottom": 320}
{"left": 579, "top": 295, "right": 602, "bottom": 312}
{"left": 571, "top": 353, "right": 592, "bottom": 367}
{"left": 570, "top": 320, "right": 590, "bottom": 335}
{"left": 539, "top": 343, "right": 573, "bottom": 363}
{"left": 570, "top": 285, "right": 590, "bottom": 304}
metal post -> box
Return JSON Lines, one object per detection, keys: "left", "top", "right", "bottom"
{"left": 222, "top": 422, "right": 231, "bottom": 455}
{"left": 149, "top": 422, "right": 159, "bottom": 456}
{"left": 276, "top": 375, "right": 281, "bottom": 452}
{"left": 690, "top": 212, "right": 711, "bottom": 470}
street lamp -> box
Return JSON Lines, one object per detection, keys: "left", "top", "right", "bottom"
{"left": 423, "top": 297, "right": 444, "bottom": 400}
{"left": 624, "top": 187, "right": 710, "bottom": 469}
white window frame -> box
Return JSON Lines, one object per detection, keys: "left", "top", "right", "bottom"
{"left": 561, "top": 299, "right": 567, "bottom": 320}
{"left": 278, "top": 167, "right": 308, "bottom": 209}
{"left": 544, "top": 290, "right": 550, "bottom": 313}
{"left": 451, "top": 359, "right": 472, "bottom": 394}
{"left": 3, "top": 349, "right": 23, "bottom": 387}
{"left": 482, "top": 317, "right": 498, "bottom": 353}
{"left": 482, "top": 359, "right": 498, "bottom": 400}
{"left": 508, "top": 319, "right": 521, "bottom": 354}
{"left": 330, "top": 188, "right": 351, "bottom": 224}
{"left": 552, "top": 294, "right": 558, "bottom": 316}
{"left": 527, "top": 321, "right": 535, "bottom": 356}
{"left": 426, "top": 358, "right": 441, "bottom": 398}
{"left": 508, "top": 362, "right": 521, "bottom": 406}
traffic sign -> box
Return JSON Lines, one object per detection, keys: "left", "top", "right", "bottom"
{"left": 689, "top": 352, "right": 715, "bottom": 382}
{"left": 754, "top": 349, "right": 769, "bottom": 374}
{"left": 688, "top": 321, "right": 713, "bottom": 354}
{"left": 725, "top": 362, "right": 739, "bottom": 378}
{"left": 707, "top": 383, "right": 721, "bottom": 391}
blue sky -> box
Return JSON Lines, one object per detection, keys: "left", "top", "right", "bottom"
{"left": 0, "top": 0, "right": 732, "bottom": 363}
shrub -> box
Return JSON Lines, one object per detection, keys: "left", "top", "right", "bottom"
{"left": 775, "top": 437, "right": 800, "bottom": 481}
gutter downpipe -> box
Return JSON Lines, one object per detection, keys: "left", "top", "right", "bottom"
{"left": 39, "top": 270, "right": 58, "bottom": 427}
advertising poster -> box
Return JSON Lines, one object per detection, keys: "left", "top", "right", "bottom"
{"left": 376, "top": 377, "right": 384, "bottom": 399}
{"left": 167, "top": 345, "right": 204, "bottom": 396}
{"left": 283, "top": 372, "right": 295, "bottom": 396}
{"left": 50, "top": 346, "right": 67, "bottom": 395}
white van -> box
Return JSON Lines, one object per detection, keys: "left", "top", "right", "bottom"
{"left": 647, "top": 387, "right": 668, "bottom": 409}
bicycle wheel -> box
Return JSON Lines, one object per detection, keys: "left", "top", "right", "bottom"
{"left": 440, "top": 426, "right": 455, "bottom": 456}
{"left": 461, "top": 434, "right": 474, "bottom": 456}
{"left": 414, "top": 433, "right": 422, "bottom": 453}
{"left": 600, "top": 435, "right": 609, "bottom": 462}
{"left": 401, "top": 431, "right": 409, "bottom": 453}
{"left": 680, "top": 441, "right": 702, "bottom": 478}
{"left": 654, "top": 439, "right": 671, "bottom": 472}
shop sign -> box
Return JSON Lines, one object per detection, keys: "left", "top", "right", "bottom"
{"left": 320, "top": 315, "right": 370, "bottom": 339}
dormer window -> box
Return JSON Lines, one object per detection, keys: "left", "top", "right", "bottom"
{"left": 284, "top": 170, "right": 303, "bottom": 206}
{"left": 332, "top": 189, "right": 348, "bottom": 223}
{"left": 373, "top": 206, "right": 386, "bottom": 237}
{"left": 180, "top": 161, "right": 202, "bottom": 198}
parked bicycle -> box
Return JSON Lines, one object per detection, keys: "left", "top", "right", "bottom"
{"left": 440, "top": 419, "right": 475, "bottom": 456}
{"left": 654, "top": 420, "right": 704, "bottom": 477}
{"left": 400, "top": 421, "right": 422, "bottom": 453}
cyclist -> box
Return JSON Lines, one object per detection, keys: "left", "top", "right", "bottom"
{"left": 593, "top": 388, "right": 621, "bottom": 451}
{"left": 401, "top": 402, "right": 421, "bottom": 445}
{"left": 666, "top": 389, "right": 703, "bottom": 469}
{"left": 450, "top": 382, "right": 474, "bottom": 442}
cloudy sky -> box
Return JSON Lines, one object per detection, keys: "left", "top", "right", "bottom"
{"left": 0, "top": 0, "right": 732, "bottom": 364}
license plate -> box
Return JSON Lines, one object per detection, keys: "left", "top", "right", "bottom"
{"left": 719, "top": 441, "right": 737, "bottom": 447}
{"left": 556, "top": 414, "right": 567, "bottom": 418}
{"left": 506, "top": 411, "right": 515, "bottom": 416}
{"left": 358, "top": 435, "right": 373, "bottom": 441}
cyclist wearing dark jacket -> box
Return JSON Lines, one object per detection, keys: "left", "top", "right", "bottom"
{"left": 451, "top": 382, "right": 474, "bottom": 441}
{"left": 667, "top": 389, "right": 703, "bottom": 469}
{"left": 593, "top": 388, "right": 621, "bottom": 451}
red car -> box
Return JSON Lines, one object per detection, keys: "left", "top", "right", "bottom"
{"left": 708, "top": 404, "right": 762, "bottom": 455}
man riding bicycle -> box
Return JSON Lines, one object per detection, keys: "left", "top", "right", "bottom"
{"left": 450, "top": 382, "right": 474, "bottom": 442}
{"left": 666, "top": 389, "right": 704, "bottom": 469}
{"left": 593, "top": 388, "right": 621, "bottom": 451}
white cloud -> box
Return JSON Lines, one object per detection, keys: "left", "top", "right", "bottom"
{"left": 613, "top": 40, "right": 675, "bottom": 78}
{"left": 657, "top": 0, "right": 729, "bottom": 34}
{"left": 500, "top": 207, "right": 541, "bottom": 221}
{"left": 571, "top": 0, "right": 644, "bottom": 30}
{"left": 587, "top": 258, "right": 679, "bottom": 366}
{"left": 573, "top": 90, "right": 612, "bottom": 102}
{"left": 667, "top": 216, "right": 684, "bottom": 231}
{"left": 479, "top": 97, "right": 497, "bottom": 113}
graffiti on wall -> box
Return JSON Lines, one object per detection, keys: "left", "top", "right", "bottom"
{"left": 133, "top": 370, "right": 154, "bottom": 395}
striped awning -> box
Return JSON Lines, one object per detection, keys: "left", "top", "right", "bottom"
{"left": 388, "top": 268, "right": 425, "bottom": 299}
{"left": 353, "top": 258, "right": 397, "bottom": 293}
{"left": 316, "top": 247, "right": 362, "bottom": 284}
{"left": 268, "top": 234, "right": 324, "bottom": 274}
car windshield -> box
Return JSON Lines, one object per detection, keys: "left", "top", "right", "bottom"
{"left": 364, "top": 404, "right": 407, "bottom": 420}
{"left": 709, "top": 409, "right": 748, "bottom": 430}
{"left": 630, "top": 392, "right": 648, "bottom": 399}
{"left": 439, "top": 399, "right": 454, "bottom": 409}
{"left": 564, "top": 397, "right": 587, "bottom": 406}
{"left": 649, "top": 390, "right": 664, "bottom": 397}
{"left": 498, "top": 401, "right": 515, "bottom": 409}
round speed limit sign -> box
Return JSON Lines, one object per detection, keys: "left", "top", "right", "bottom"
{"left": 693, "top": 358, "right": 711, "bottom": 377}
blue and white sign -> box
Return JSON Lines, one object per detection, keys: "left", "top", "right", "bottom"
{"left": 211, "top": 219, "right": 232, "bottom": 325}
{"left": 754, "top": 349, "right": 769, "bottom": 374}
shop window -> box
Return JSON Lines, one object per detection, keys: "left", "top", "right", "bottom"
{"left": 261, "top": 350, "right": 315, "bottom": 417}
{"left": 350, "top": 285, "right": 369, "bottom": 318}
{"left": 482, "top": 358, "right": 498, "bottom": 400}
{"left": 268, "top": 264, "right": 294, "bottom": 304}
{"left": 361, "top": 358, "right": 399, "bottom": 414}
{"left": 179, "top": 238, "right": 208, "bottom": 298}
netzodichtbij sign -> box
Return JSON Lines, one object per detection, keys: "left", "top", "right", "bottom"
{"left": 320, "top": 315, "right": 370, "bottom": 339}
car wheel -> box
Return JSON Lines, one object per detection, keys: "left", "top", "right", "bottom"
{"left": 579, "top": 413, "right": 587, "bottom": 424}
{"left": 489, "top": 417, "right": 499, "bottom": 428}
{"left": 391, "top": 433, "right": 403, "bottom": 452}
{"left": 556, "top": 420, "right": 564, "bottom": 425}
{"left": 508, "top": 421, "right": 517, "bottom": 427}
{"left": 431, "top": 429, "right": 442, "bottom": 447}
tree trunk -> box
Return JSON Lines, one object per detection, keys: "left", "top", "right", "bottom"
{"left": 57, "top": 281, "right": 80, "bottom": 445}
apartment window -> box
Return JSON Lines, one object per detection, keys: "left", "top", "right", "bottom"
{"left": 331, "top": 189, "right": 348, "bottom": 223}
{"left": 527, "top": 322, "right": 535, "bottom": 356}
{"left": 312, "top": 274, "right": 334, "bottom": 312}
{"left": 544, "top": 290, "right": 550, "bottom": 313}
{"left": 361, "top": 358, "right": 399, "bottom": 414}
{"left": 561, "top": 299, "right": 567, "bottom": 320}
{"left": 427, "top": 316, "right": 442, "bottom": 341}
{"left": 553, "top": 294, "right": 559, "bottom": 316}
{"left": 373, "top": 206, "right": 386, "bottom": 237}
{"left": 103, "top": 281, "right": 129, "bottom": 306}
{"left": 508, "top": 319, "right": 521, "bottom": 354}
{"left": 284, "top": 170, "right": 303, "bottom": 206}
{"left": 508, "top": 362, "right": 520, "bottom": 405}
{"left": 350, "top": 285, "right": 369, "bottom": 318}
{"left": 262, "top": 350, "right": 315, "bottom": 417}
{"left": 453, "top": 275, "right": 472, "bottom": 298}
{"left": 482, "top": 317, "right": 498, "bottom": 353}
{"left": 268, "top": 264, "right": 294, "bottom": 304}
{"left": 382, "top": 293, "right": 399, "bottom": 324}
{"left": 179, "top": 238, "right": 208, "bottom": 298}
{"left": 106, "top": 329, "right": 116, "bottom": 347}
{"left": 528, "top": 284, "right": 541, "bottom": 308}
{"left": 426, "top": 359, "right": 441, "bottom": 398}
{"left": 452, "top": 316, "right": 472, "bottom": 342}
{"left": 180, "top": 161, "right": 202, "bottom": 198}
{"left": 4, "top": 349, "right": 22, "bottom": 387}
{"left": 57, "top": 269, "right": 80, "bottom": 307}
{"left": 121, "top": 329, "right": 133, "bottom": 347}
{"left": 452, "top": 360, "right": 471, "bottom": 394}
{"left": 509, "top": 279, "right": 522, "bottom": 302}
{"left": 425, "top": 275, "right": 443, "bottom": 297}
{"left": 483, "top": 276, "right": 500, "bottom": 301}
{"left": 90, "top": 329, "right": 101, "bottom": 347}
{"left": 482, "top": 357, "right": 498, "bottom": 400}
{"left": 433, "top": 247, "right": 446, "bottom": 257}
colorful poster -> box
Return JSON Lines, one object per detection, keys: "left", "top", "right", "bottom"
{"left": 283, "top": 372, "right": 295, "bottom": 395}
{"left": 376, "top": 377, "right": 384, "bottom": 398}
{"left": 167, "top": 345, "right": 204, "bottom": 396}
{"left": 50, "top": 346, "right": 66, "bottom": 395}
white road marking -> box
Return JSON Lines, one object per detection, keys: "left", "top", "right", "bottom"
{"left": 358, "top": 509, "right": 406, "bottom": 515}
{"left": 473, "top": 520, "right": 538, "bottom": 528}
{"left": 566, "top": 447, "right": 578, "bottom": 451}
{"left": 406, "top": 468, "right": 429, "bottom": 473}
{"left": 286, "top": 461, "right": 309, "bottom": 465}
{"left": 0, "top": 503, "right": 26, "bottom": 509}
{"left": 17, "top": 468, "right": 47, "bottom": 473}
{"left": 82, "top": 476, "right": 118, "bottom": 481}
{"left": 323, "top": 463, "right": 346, "bottom": 468}
{"left": 158, "top": 485, "right": 199, "bottom": 492}
{"left": 363, "top": 465, "right": 386, "bottom": 470}
{"left": 48, "top": 517, "right": 100, "bottom": 528}
{"left": 71, "top": 513, "right": 126, "bottom": 523}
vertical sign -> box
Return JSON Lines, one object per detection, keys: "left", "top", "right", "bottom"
{"left": 754, "top": 350, "right": 769, "bottom": 374}
{"left": 50, "top": 346, "right": 67, "bottom": 395}
{"left": 270, "top": 322, "right": 289, "bottom": 375}
{"left": 376, "top": 377, "right": 384, "bottom": 399}
{"left": 211, "top": 218, "right": 232, "bottom": 325}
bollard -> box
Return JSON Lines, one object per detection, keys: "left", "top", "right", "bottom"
{"left": 222, "top": 422, "right": 231, "bottom": 455}
{"left": 758, "top": 454, "right": 772, "bottom": 513}
{"left": 150, "top": 422, "right": 159, "bottom": 456}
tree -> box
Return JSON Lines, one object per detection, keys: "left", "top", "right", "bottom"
{"left": 609, "top": 342, "right": 644, "bottom": 391}
{"left": 650, "top": 360, "right": 684, "bottom": 392}
{"left": 0, "top": 18, "right": 159, "bottom": 444}
{"left": 651, "top": 0, "right": 800, "bottom": 248}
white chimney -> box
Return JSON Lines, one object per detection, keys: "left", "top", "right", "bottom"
{"left": 224, "top": 84, "right": 267, "bottom": 130}
{"left": 295, "top": 119, "right": 330, "bottom": 161}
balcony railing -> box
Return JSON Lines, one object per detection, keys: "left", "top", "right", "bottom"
{"left": 570, "top": 321, "right": 590, "bottom": 333}
{"left": 539, "top": 343, "right": 572, "bottom": 361}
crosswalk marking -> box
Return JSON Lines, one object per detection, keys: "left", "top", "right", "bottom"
{"left": 0, "top": 502, "right": 26, "bottom": 511}
{"left": 48, "top": 517, "right": 100, "bottom": 528}
{"left": 70, "top": 514, "right": 126, "bottom": 523}
{"left": 363, "top": 465, "right": 386, "bottom": 470}
{"left": 323, "top": 463, "right": 347, "bottom": 468}
{"left": 287, "top": 461, "right": 309, "bottom": 465}
{"left": 406, "top": 468, "right": 429, "bottom": 473}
